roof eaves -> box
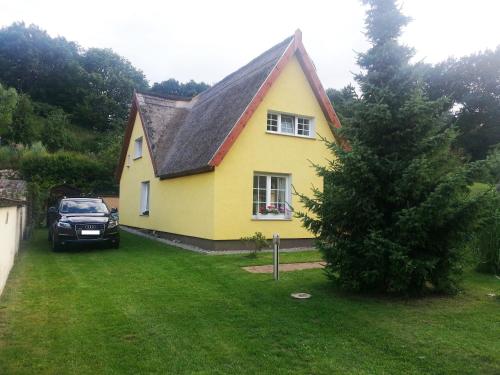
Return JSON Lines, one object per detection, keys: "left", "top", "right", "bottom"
{"left": 115, "top": 95, "right": 139, "bottom": 181}
{"left": 0, "top": 197, "right": 26, "bottom": 207}
{"left": 158, "top": 165, "right": 214, "bottom": 180}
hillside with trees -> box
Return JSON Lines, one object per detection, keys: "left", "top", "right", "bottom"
{"left": 0, "top": 22, "right": 210, "bottom": 224}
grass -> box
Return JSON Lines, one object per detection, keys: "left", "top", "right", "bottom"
{"left": 0, "top": 230, "right": 499, "bottom": 374}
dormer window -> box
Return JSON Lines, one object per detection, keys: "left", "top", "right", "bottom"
{"left": 134, "top": 137, "right": 143, "bottom": 159}
{"left": 266, "top": 112, "right": 314, "bottom": 138}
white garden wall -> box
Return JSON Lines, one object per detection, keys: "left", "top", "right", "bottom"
{"left": 0, "top": 204, "right": 27, "bottom": 296}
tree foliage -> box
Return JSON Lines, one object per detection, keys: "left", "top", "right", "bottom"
{"left": 150, "top": 78, "right": 209, "bottom": 98}
{"left": 472, "top": 191, "right": 500, "bottom": 275}
{"left": 423, "top": 48, "right": 500, "bottom": 160}
{"left": 0, "top": 23, "right": 148, "bottom": 132}
{"left": 0, "top": 82, "right": 18, "bottom": 138}
{"left": 297, "top": 0, "right": 484, "bottom": 295}
{"left": 6, "top": 93, "right": 41, "bottom": 145}
{"left": 326, "top": 85, "right": 359, "bottom": 122}
{"left": 41, "top": 109, "right": 71, "bottom": 152}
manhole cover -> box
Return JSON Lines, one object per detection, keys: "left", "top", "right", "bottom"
{"left": 291, "top": 292, "right": 311, "bottom": 299}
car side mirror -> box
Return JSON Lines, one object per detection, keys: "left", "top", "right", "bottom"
{"left": 110, "top": 208, "right": 118, "bottom": 214}
{"left": 48, "top": 207, "right": 57, "bottom": 213}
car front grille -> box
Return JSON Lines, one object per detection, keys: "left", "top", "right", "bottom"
{"left": 75, "top": 223, "right": 105, "bottom": 239}
{"left": 75, "top": 223, "right": 105, "bottom": 231}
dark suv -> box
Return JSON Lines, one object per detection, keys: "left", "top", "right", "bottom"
{"left": 48, "top": 198, "right": 120, "bottom": 251}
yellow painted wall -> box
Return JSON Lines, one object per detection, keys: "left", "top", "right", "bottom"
{"left": 119, "top": 53, "right": 335, "bottom": 242}
{"left": 213, "top": 54, "right": 335, "bottom": 240}
{"left": 119, "top": 115, "right": 215, "bottom": 239}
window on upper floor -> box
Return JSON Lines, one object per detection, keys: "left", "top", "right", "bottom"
{"left": 252, "top": 173, "right": 292, "bottom": 220}
{"left": 134, "top": 137, "right": 143, "bottom": 159}
{"left": 266, "top": 112, "right": 314, "bottom": 138}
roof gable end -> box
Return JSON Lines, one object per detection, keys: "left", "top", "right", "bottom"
{"left": 208, "top": 29, "right": 342, "bottom": 167}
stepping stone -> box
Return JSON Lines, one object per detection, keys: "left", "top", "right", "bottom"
{"left": 243, "top": 261, "right": 325, "bottom": 273}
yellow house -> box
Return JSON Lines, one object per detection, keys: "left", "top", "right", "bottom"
{"left": 117, "top": 30, "right": 342, "bottom": 251}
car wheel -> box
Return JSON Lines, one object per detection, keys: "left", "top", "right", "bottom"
{"left": 112, "top": 240, "right": 120, "bottom": 249}
{"left": 52, "top": 233, "right": 62, "bottom": 252}
{"left": 48, "top": 230, "right": 51, "bottom": 241}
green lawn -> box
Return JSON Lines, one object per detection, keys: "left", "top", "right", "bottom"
{"left": 0, "top": 231, "right": 499, "bottom": 374}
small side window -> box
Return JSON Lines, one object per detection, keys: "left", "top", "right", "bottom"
{"left": 134, "top": 137, "right": 143, "bottom": 159}
{"left": 140, "top": 181, "right": 150, "bottom": 215}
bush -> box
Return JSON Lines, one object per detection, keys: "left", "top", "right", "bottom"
{"left": 0, "top": 142, "right": 47, "bottom": 169}
{"left": 41, "top": 109, "right": 72, "bottom": 152}
{"left": 27, "top": 181, "right": 46, "bottom": 227}
{"left": 0, "top": 144, "right": 22, "bottom": 169}
{"left": 473, "top": 192, "right": 500, "bottom": 274}
{"left": 485, "top": 148, "right": 500, "bottom": 185}
{"left": 241, "top": 232, "right": 269, "bottom": 256}
{"left": 20, "top": 150, "right": 117, "bottom": 226}
{"left": 21, "top": 150, "right": 115, "bottom": 193}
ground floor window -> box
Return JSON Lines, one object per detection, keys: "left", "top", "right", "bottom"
{"left": 140, "top": 181, "right": 150, "bottom": 215}
{"left": 252, "top": 173, "right": 291, "bottom": 219}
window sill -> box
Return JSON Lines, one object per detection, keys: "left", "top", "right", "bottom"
{"left": 140, "top": 213, "right": 149, "bottom": 217}
{"left": 133, "top": 156, "right": 143, "bottom": 160}
{"left": 265, "top": 131, "right": 315, "bottom": 140}
{"left": 252, "top": 216, "right": 292, "bottom": 221}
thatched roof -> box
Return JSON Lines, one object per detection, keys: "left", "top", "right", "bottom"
{"left": 117, "top": 30, "right": 341, "bottom": 180}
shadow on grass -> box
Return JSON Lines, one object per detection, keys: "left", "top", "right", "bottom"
{"left": 56, "top": 243, "right": 119, "bottom": 254}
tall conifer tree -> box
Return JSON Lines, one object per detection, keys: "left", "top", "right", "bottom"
{"left": 297, "top": 0, "right": 482, "bottom": 295}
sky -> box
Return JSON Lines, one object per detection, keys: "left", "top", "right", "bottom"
{"left": 0, "top": 0, "right": 499, "bottom": 89}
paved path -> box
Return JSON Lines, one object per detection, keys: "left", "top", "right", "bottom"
{"left": 243, "top": 261, "right": 325, "bottom": 273}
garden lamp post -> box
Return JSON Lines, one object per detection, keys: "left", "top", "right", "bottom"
{"left": 273, "top": 233, "right": 280, "bottom": 280}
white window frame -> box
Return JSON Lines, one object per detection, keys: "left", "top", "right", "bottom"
{"left": 140, "top": 181, "right": 150, "bottom": 216}
{"left": 134, "top": 137, "right": 143, "bottom": 159}
{"left": 266, "top": 111, "right": 315, "bottom": 138}
{"left": 252, "top": 173, "right": 292, "bottom": 220}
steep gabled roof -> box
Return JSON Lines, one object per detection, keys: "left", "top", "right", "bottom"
{"left": 117, "top": 30, "right": 342, "bottom": 180}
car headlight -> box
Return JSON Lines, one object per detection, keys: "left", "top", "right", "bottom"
{"left": 57, "top": 221, "right": 71, "bottom": 229}
{"left": 108, "top": 220, "right": 118, "bottom": 229}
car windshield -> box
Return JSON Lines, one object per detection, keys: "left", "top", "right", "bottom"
{"left": 60, "top": 200, "right": 108, "bottom": 214}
